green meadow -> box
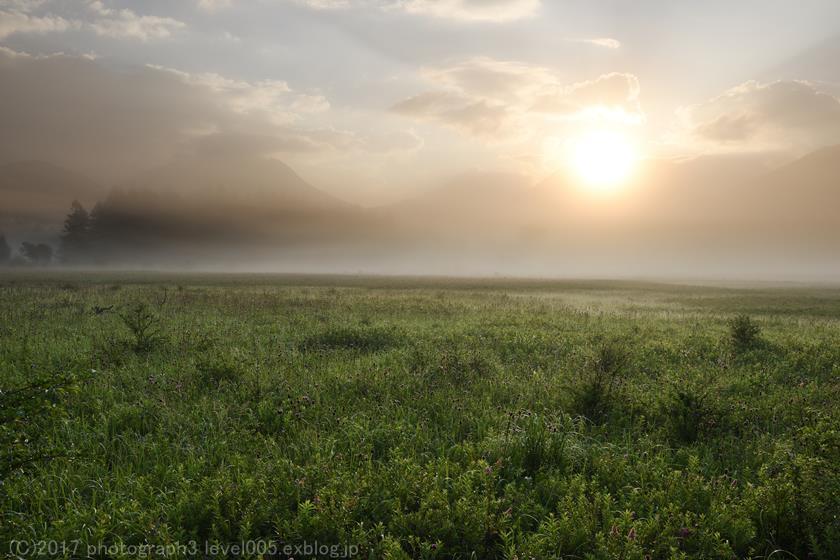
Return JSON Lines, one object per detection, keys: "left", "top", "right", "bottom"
{"left": 1, "top": 273, "right": 838, "bottom": 559}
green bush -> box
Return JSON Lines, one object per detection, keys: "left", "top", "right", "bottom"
{"left": 571, "top": 340, "right": 630, "bottom": 421}
{"left": 119, "top": 302, "right": 162, "bottom": 352}
{"left": 728, "top": 314, "right": 762, "bottom": 353}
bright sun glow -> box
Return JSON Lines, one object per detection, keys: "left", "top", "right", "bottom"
{"left": 568, "top": 131, "right": 638, "bottom": 191}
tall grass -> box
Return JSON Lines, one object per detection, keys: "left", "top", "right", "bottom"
{"left": 0, "top": 274, "right": 838, "bottom": 559}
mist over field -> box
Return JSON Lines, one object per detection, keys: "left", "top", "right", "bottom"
{"left": 2, "top": 143, "right": 839, "bottom": 279}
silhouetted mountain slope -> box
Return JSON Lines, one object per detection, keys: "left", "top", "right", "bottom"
{"left": 376, "top": 147, "right": 839, "bottom": 267}
{"left": 128, "top": 155, "right": 352, "bottom": 213}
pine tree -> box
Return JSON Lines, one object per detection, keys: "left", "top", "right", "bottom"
{"left": 59, "top": 201, "right": 91, "bottom": 264}
{"left": 0, "top": 233, "right": 10, "bottom": 264}
{"left": 20, "top": 242, "right": 53, "bottom": 265}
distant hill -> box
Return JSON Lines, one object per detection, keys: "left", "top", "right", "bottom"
{"left": 378, "top": 153, "right": 775, "bottom": 241}
{"left": 126, "top": 155, "right": 352, "bottom": 213}
{"left": 82, "top": 155, "right": 378, "bottom": 264}
{"left": 372, "top": 147, "right": 839, "bottom": 275}
{"left": 379, "top": 172, "right": 538, "bottom": 240}
{"left": 728, "top": 144, "right": 840, "bottom": 249}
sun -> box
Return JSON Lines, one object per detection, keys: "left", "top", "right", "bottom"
{"left": 568, "top": 130, "right": 638, "bottom": 191}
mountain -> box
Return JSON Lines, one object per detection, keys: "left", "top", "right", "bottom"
{"left": 375, "top": 147, "right": 839, "bottom": 275}
{"left": 379, "top": 153, "right": 776, "bottom": 241}
{"left": 730, "top": 144, "right": 840, "bottom": 246}
{"left": 381, "top": 172, "right": 536, "bottom": 236}
{"left": 125, "top": 155, "right": 351, "bottom": 213}
{"left": 72, "top": 155, "right": 385, "bottom": 266}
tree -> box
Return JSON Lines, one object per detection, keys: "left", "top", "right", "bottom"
{"left": 0, "top": 234, "right": 10, "bottom": 264}
{"left": 19, "top": 242, "right": 53, "bottom": 265}
{"left": 59, "top": 201, "right": 90, "bottom": 264}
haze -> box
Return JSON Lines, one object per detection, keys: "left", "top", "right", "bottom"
{"left": 1, "top": 0, "right": 839, "bottom": 279}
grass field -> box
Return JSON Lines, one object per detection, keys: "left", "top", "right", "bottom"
{"left": 1, "top": 273, "right": 839, "bottom": 559}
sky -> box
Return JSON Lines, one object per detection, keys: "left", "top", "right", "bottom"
{"left": 2, "top": 0, "right": 840, "bottom": 204}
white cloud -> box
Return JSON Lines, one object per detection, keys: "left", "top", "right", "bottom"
{"left": 391, "top": 58, "right": 642, "bottom": 137}
{"left": 533, "top": 72, "right": 641, "bottom": 121}
{"left": 570, "top": 37, "right": 621, "bottom": 49}
{"left": 288, "top": 0, "right": 539, "bottom": 22}
{"left": 393, "top": 91, "right": 508, "bottom": 135}
{"left": 0, "top": 8, "right": 78, "bottom": 38}
{"left": 87, "top": 1, "right": 185, "bottom": 40}
{"left": 196, "top": 0, "right": 233, "bottom": 12}
{"left": 0, "top": 1, "right": 183, "bottom": 41}
{"left": 149, "top": 66, "right": 330, "bottom": 125}
{"left": 426, "top": 57, "right": 555, "bottom": 103}
{"left": 291, "top": 0, "right": 350, "bottom": 9}
{"left": 682, "top": 80, "right": 840, "bottom": 152}
{"left": 393, "top": 0, "right": 540, "bottom": 22}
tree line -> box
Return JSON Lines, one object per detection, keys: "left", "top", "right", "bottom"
{"left": 1, "top": 188, "right": 362, "bottom": 267}
{"left": 0, "top": 234, "right": 54, "bottom": 266}
{"left": 1, "top": 192, "right": 232, "bottom": 267}
{"left": 1, "top": 199, "right": 129, "bottom": 266}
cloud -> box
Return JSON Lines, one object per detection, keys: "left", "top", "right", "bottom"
{"left": 0, "top": 8, "right": 78, "bottom": 38}
{"left": 149, "top": 66, "right": 330, "bottom": 125}
{"left": 0, "top": 1, "right": 185, "bottom": 41}
{"left": 569, "top": 37, "right": 621, "bottom": 49}
{"left": 426, "top": 57, "right": 554, "bottom": 102}
{"left": 196, "top": 0, "right": 233, "bottom": 12}
{"left": 291, "top": 0, "right": 351, "bottom": 9}
{"left": 0, "top": 47, "right": 419, "bottom": 184}
{"left": 391, "top": 58, "right": 642, "bottom": 137}
{"left": 532, "top": 72, "right": 641, "bottom": 121}
{"left": 683, "top": 80, "right": 840, "bottom": 152}
{"left": 0, "top": 48, "right": 333, "bottom": 179}
{"left": 393, "top": 0, "right": 540, "bottom": 22}
{"left": 288, "top": 0, "right": 539, "bottom": 22}
{"left": 87, "top": 1, "right": 185, "bottom": 40}
{"left": 392, "top": 91, "right": 508, "bottom": 135}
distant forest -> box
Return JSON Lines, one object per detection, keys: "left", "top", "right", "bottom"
{"left": 0, "top": 200, "right": 100, "bottom": 266}
{"left": 0, "top": 235, "right": 54, "bottom": 267}
{"left": 1, "top": 194, "right": 226, "bottom": 266}
{"left": 0, "top": 188, "right": 378, "bottom": 267}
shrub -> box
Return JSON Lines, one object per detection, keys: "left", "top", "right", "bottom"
{"left": 119, "top": 302, "right": 162, "bottom": 352}
{"left": 495, "top": 411, "right": 579, "bottom": 476}
{"left": 571, "top": 340, "right": 630, "bottom": 422}
{"left": 728, "top": 314, "right": 761, "bottom": 353}
{"left": 668, "top": 388, "right": 710, "bottom": 444}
